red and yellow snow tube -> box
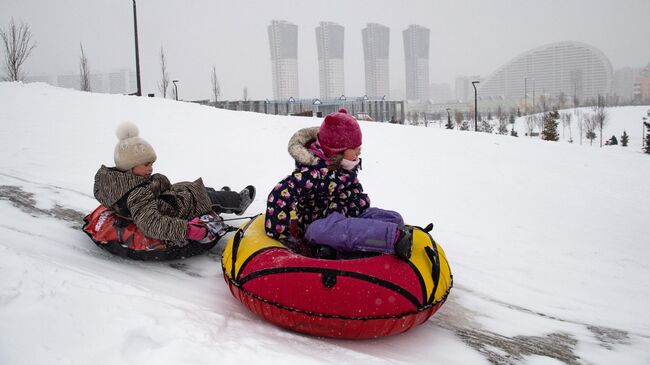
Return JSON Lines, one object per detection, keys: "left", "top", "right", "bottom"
{"left": 222, "top": 214, "right": 453, "bottom": 339}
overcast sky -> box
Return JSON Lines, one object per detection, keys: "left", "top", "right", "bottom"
{"left": 2, "top": 0, "right": 649, "bottom": 101}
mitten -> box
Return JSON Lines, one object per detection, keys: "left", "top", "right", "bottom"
{"left": 187, "top": 217, "right": 207, "bottom": 241}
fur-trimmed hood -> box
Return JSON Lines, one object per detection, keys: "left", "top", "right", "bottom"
{"left": 287, "top": 126, "right": 321, "bottom": 166}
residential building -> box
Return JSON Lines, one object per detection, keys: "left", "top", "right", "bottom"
{"left": 612, "top": 67, "right": 641, "bottom": 103}
{"left": 403, "top": 25, "right": 430, "bottom": 101}
{"left": 455, "top": 75, "right": 481, "bottom": 103}
{"left": 362, "top": 23, "right": 390, "bottom": 99}
{"left": 57, "top": 73, "right": 81, "bottom": 90}
{"left": 478, "top": 41, "right": 613, "bottom": 105}
{"left": 268, "top": 20, "right": 299, "bottom": 100}
{"left": 25, "top": 74, "right": 53, "bottom": 85}
{"left": 108, "top": 69, "right": 135, "bottom": 95}
{"left": 316, "top": 21, "right": 345, "bottom": 99}
{"left": 430, "top": 82, "right": 452, "bottom": 103}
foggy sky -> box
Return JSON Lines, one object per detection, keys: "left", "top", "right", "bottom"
{"left": 2, "top": 0, "right": 649, "bottom": 101}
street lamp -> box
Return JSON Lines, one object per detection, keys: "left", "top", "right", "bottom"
{"left": 264, "top": 99, "right": 270, "bottom": 114}
{"left": 131, "top": 0, "right": 142, "bottom": 96}
{"left": 313, "top": 98, "right": 322, "bottom": 117}
{"left": 362, "top": 94, "right": 368, "bottom": 113}
{"left": 382, "top": 95, "right": 387, "bottom": 122}
{"left": 288, "top": 96, "right": 295, "bottom": 114}
{"left": 532, "top": 79, "right": 536, "bottom": 113}
{"left": 524, "top": 77, "right": 528, "bottom": 115}
{"left": 472, "top": 81, "right": 480, "bottom": 131}
{"left": 446, "top": 108, "right": 451, "bottom": 127}
{"left": 172, "top": 80, "right": 179, "bottom": 100}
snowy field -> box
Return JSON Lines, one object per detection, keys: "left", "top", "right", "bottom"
{"left": 1, "top": 82, "right": 649, "bottom": 365}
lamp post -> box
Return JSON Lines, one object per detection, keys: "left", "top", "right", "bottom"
{"left": 288, "top": 96, "right": 295, "bottom": 115}
{"left": 132, "top": 0, "right": 142, "bottom": 96}
{"left": 313, "top": 98, "right": 321, "bottom": 117}
{"left": 446, "top": 108, "right": 451, "bottom": 127}
{"left": 524, "top": 77, "right": 528, "bottom": 115}
{"left": 472, "top": 81, "right": 480, "bottom": 131}
{"left": 172, "top": 80, "right": 179, "bottom": 100}
{"left": 264, "top": 99, "right": 270, "bottom": 114}
{"left": 532, "top": 79, "right": 536, "bottom": 114}
{"left": 362, "top": 94, "right": 368, "bottom": 113}
{"left": 382, "top": 95, "right": 387, "bottom": 122}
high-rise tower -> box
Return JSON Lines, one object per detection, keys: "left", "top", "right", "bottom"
{"left": 268, "top": 20, "right": 299, "bottom": 100}
{"left": 362, "top": 23, "right": 390, "bottom": 99}
{"left": 316, "top": 21, "right": 345, "bottom": 99}
{"left": 403, "top": 25, "right": 430, "bottom": 101}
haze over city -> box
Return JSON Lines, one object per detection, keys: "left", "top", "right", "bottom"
{"left": 2, "top": 0, "right": 649, "bottom": 101}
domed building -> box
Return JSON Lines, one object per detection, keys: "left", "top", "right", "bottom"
{"left": 478, "top": 41, "right": 613, "bottom": 106}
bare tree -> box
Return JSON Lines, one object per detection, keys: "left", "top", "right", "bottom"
{"left": 0, "top": 18, "right": 36, "bottom": 81}
{"left": 576, "top": 110, "right": 585, "bottom": 145}
{"left": 454, "top": 111, "right": 463, "bottom": 129}
{"left": 592, "top": 95, "right": 608, "bottom": 147}
{"left": 158, "top": 46, "right": 169, "bottom": 98}
{"left": 421, "top": 112, "right": 429, "bottom": 127}
{"left": 210, "top": 65, "right": 220, "bottom": 103}
{"left": 525, "top": 115, "right": 535, "bottom": 137}
{"left": 558, "top": 92, "right": 567, "bottom": 110}
{"left": 534, "top": 114, "right": 544, "bottom": 136}
{"left": 498, "top": 115, "right": 508, "bottom": 135}
{"left": 583, "top": 113, "right": 598, "bottom": 146}
{"left": 561, "top": 113, "right": 573, "bottom": 140}
{"left": 538, "top": 94, "right": 549, "bottom": 113}
{"left": 79, "top": 43, "right": 90, "bottom": 91}
{"left": 495, "top": 105, "right": 504, "bottom": 121}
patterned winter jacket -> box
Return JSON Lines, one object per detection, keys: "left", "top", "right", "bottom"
{"left": 93, "top": 165, "right": 213, "bottom": 241}
{"left": 265, "top": 127, "right": 370, "bottom": 241}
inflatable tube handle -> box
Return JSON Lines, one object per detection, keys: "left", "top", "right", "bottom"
{"left": 424, "top": 244, "right": 441, "bottom": 305}
{"left": 230, "top": 214, "right": 262, "bottom": 281}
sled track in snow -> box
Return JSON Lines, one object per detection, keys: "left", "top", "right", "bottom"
{"left": 428, "top": 286, "right": 634, "bottom": 365}
{"left": 0, "top": 172, "right": 93, "bottom": 198}
{"left": 0, "top": 184, "right": 87, "bottom": 229}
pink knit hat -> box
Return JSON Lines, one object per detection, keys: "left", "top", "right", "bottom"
{"left": 318, "top": 109, "right": 362, "bottom": 157}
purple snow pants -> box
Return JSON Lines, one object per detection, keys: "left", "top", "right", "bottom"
{"left": 304, "top": 208, "right": 404, "bottom": 254}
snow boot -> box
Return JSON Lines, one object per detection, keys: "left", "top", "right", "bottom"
{"left": 394, "top": 226, "right": 413, "bottom": 260}
{"left": 314, "top": 245, "right": 337, "bottom": 260}
{"left": 235, "top": 185, "right": 256, "bottom": 215}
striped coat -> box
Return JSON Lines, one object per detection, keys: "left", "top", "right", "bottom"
{"left": 93, "top": 165, "right": 212, "bottom": 241}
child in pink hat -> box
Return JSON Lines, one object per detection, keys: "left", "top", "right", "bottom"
{"left": 265, "top": 109, "right": 412, "bottom": 259}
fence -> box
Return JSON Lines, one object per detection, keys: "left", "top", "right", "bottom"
{"left": 192, "top": 98, "right": 406, "bottom": 123}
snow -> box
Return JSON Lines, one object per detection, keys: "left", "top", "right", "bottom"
{"left": 1, "top": 82, "right": 649, "bottom": 364}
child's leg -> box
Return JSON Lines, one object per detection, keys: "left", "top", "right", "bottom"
{"left": 357, "top": 207, "right": 404, "bottom": 226}
{"left": 206, "top": 188, "right": 241, "bottom": 214}
{"left": 206, "top": 186, "right": 255, "bottom": 215}
{"left": 304, "top": 212, "right": 399, "bottom": 254}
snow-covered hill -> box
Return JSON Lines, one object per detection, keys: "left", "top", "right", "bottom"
{"left": 1, "top": 82, "right": 649, "bottom": 365}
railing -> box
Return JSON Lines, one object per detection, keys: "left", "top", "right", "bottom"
{"left": 192, "top": 98, "right": 406, "bottom": 123}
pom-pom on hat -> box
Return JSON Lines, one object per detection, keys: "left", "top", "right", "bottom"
{"left": 113, "top": 121, "right": 157, "bottom": 171}
{"left": 318, "top": 109, "right": 362, "bottom": 157}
